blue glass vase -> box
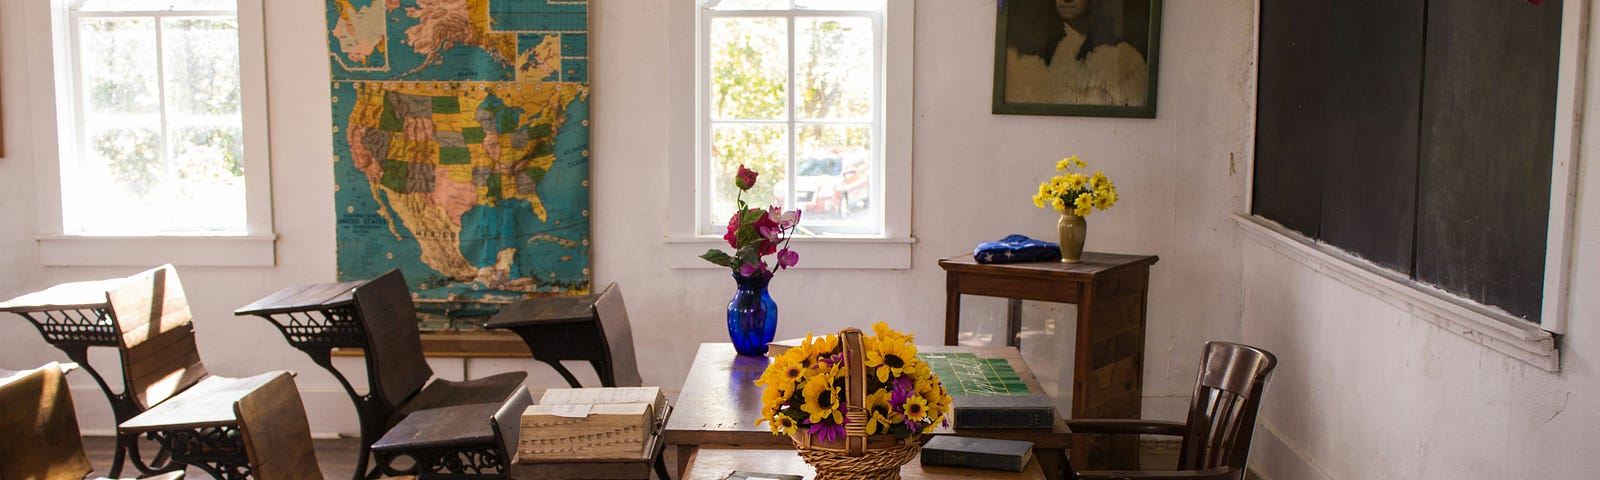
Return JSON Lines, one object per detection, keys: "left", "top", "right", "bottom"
{"left": 727, "top": 272, "right": 778, "bottom": 356}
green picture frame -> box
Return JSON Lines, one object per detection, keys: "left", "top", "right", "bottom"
{"left": 992, "top": 0, "right": 1163, "bottom": 118}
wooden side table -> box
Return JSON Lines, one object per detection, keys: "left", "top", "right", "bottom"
{"left": 938, "top": 252, "right": 1158, "bottom": 470}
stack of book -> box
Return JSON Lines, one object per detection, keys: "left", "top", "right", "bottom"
{"left": 517, "top": 386, "right": 666, "bottom": 462}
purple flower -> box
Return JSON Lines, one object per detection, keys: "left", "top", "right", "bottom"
{"left": 890, "top": 376, "right": 914, "bottom": 405}
{"left": 809, "top": 421, "right": 846, "bottom": 442}
{"left": 739, "top": 263, "right": 767, "bottom": 277}
{"left": 777, "top": 248, "right": 799, "bottom": 269}
{"left": 819, "top": 353, "right": 844, "bottom": 367}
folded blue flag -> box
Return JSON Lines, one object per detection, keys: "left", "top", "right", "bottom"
{"left": 974, "top": 234, "right": 1062, "bottom": 264}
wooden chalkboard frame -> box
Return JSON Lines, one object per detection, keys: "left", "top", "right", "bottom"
{"left": 992, "top": 0, "right": 1163, "bottom": 118}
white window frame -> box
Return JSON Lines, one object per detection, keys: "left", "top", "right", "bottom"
{"left": 24, "top": 0, "right": 275, "bottom": 267}
{"left": 1238, "top": 0, "right": 1588, "bottom": 372}
{"left": 666, "top": 0, "right": 914, "bottom": 270}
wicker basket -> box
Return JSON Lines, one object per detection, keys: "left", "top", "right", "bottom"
{"left": 787, "top": 328, "right": 922, "bottom": 480}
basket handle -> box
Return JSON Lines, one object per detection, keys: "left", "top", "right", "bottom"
{"left": 840, "top": 327, "right": 868, "bottom": 456}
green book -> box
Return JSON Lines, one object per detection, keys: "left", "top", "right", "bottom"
{"left": 921, "top": 436, "right": 1035, "bottom": 472}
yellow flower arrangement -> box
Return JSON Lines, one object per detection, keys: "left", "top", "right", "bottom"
{"left": 1032, "top": 155, "right": 1119, "bottom": 217}
{"left": 754, "top": 323, "right": 951, "bottom": 441}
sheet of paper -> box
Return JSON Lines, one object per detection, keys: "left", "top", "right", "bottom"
{"left": 542, "top": 386, "right": 659, "bottom": 405}
{"left": 550, "top": 404, "right": 591, "bottom": 418}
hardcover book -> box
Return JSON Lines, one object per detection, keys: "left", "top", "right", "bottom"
{"left": 920, "top": 436, "right": 1035, "bottom": 472}
{"left": 919, "top": 352, "right": 1058, "bottom": 429}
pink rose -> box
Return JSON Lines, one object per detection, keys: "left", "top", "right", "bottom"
{"left": 723, "top": 211, "right": 741, "bottom": 248}
{"left": 735, "top": 165, "right": 759, "bottom": 191}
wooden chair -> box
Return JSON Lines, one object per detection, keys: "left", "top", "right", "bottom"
{"left": 1064, "top": 342, "right": 1278, "bottom": 480}
{"left": 0, "top": 362, "right": 184, "bottom": 480}
{"left": 110, "top": 265, "right": 290, "bottom": 478}
{"left": 235, "top": 372, "right": 322, "bottom": 480}
{"left": 483, "top": 282, "right": 643, "bottom": 388}
{"left": 352, "top": 270, "right": 528, "bottom": 478}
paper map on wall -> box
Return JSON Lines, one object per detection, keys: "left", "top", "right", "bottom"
{"left": 328, "top": 0, "right": 591, "bottom": 325}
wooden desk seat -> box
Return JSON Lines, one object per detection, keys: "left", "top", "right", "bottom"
{"left": 105, "top": 265, "right": 293, "bottom": 478}
{"left": 372, "top": 387, "right": 534, "bottom": 478}
{"left": 0, "top": 362, "right": 184, "bottom": 480}
{"left": 351, "top": 270, "right": 530, "bottom": 478}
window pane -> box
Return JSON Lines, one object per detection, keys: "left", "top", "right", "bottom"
{"left": 79, "top": 18, "right": 159, "bottom": 115}
{"left": 708, "top": 0, "right": 790, "bottom": 11}
{"left": 711, "top": 123, "right": 789, "bottom": 222}
{"left": 163, "top": 17, "right": 241, "bottom": 116}
{"left": 710, "top": 17, "right": 787, "bottom": 120}
{"left": 794, "top": 124, "right": 870, "bottom": 223}
{"left": 795, "top": 17, "right": 873, "bottom": 121}
{"left": 79, "top": 0, "right": 237, "bottom": 12}
{"left": 795, "top": 0, "right": 883, "bottom": 11}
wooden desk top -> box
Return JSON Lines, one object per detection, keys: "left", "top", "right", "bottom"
{"left": 938, "top": 253, "right": 1158, "bottom": 281}
{"left": 0, "top": 278, "right": 126, "bottom": 312}
{"left": 483, "top": 293, "right": 601, "bottom": 329}
{"left": 372, "top": 401, "right": 499, "bottom": 451}
{"left": 233, "top": 279, "right": 369, "bottom": 316}
{"left": 684, "top": 447, "right": 1045, "bottom": 480}
{"left": 121, "top": 371, "right": 285, "bottom": 432}
{"left": 663, "top": 344, "right": 1070, "bottom": 449}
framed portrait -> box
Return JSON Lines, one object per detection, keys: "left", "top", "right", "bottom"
{"left": 992, "top": 0, "right": 1163, "bottom": 118}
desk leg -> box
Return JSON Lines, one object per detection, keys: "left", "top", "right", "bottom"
{"left": 1070, "top": 267, "right": 1150, "bottom": 470}
{"left": 944, "top": 272, "right": 960, "bottom": 346}
{"left": 675, "top": 445, "right": 697, "bottom": 480}
{"left": 1006, "top": 299, "right": 1023, "bottom": 348}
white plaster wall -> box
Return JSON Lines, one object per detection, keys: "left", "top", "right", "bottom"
{"left": 1239, "top": 12, "right": 1600, "bottom": 480}
{"left": 0, "top": 0, "right": 1257, "bottom": 437}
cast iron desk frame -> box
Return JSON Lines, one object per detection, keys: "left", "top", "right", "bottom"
{"left": 0, "top": 280, "right": 180, "bottom": 478}
{"left": 233, "top": 279, "right": 389, "bottom": 480}
{"left": 938, "top": 252, "right": 1158, "bottom": 470}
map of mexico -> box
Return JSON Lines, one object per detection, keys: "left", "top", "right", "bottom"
{"left": 329, "top": 0, "right": 591, "bottom": 314}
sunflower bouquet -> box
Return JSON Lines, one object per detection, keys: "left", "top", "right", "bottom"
{"left": 755, "top": 323, "right": 951, "bottom": 442}
{"left": 1032, "top": 155, "right": 1118, "bottom": 217}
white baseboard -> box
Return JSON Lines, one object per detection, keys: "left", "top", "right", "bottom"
{"left": 1250, "top": 421, "right": 1335, "bottom": 480}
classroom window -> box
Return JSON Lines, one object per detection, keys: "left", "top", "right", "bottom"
{"left": 700, "top": 0, "right": 886, "bottom": 236}
{"left": 60, "top": 0, "right": 263, "bottom": 235}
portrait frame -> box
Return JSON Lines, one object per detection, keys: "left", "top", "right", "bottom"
{"left": 992, "top": 0, "right": 1163, "bottom": 118}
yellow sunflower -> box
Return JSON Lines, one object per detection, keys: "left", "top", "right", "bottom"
{"left": 872, "top": 322, "right": 913, "bottom": 344}
{"left": 800, "top": 375, "right": 842, "bottom": 425}
{"left": 773, "top": 414, "right": 800, "bottom": 436}
{"left": 863, "top": 390, "right": 903, "bottom": 435}
{"left": 903, "top": 395, "right": 930, "bottom": 422}
{"left": 865, "top": 338, "right": 918, "bottom": 383}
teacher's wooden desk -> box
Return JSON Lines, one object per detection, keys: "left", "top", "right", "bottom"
{"left": 938, "top": 252, "right": 1158, "bottom": 470}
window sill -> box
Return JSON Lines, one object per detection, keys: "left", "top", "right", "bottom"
{"left": 37, "top": 234, "right": 278, "bottom": 267}
{"left": 665, "top": 235, "right": 916, "bottom": 270}
{"left": 1234, "top": 215, "right": 1558, "bottom": 372}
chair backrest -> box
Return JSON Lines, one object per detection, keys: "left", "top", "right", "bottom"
{"left": 592, "top": 282, "right": 643, "bottom": 387}
{"left": 0, "top": 363, "right": 94, "bottom": 480}
{"left": 1177, "top": 341, "right": 1277, "bottom": 472}
{"left": 489, "top": 386, "right": 535, "bottom": 470}
{"left": 107, "top": 264, "right": 210, "bottom": 410}
{"left": 235, "top": 372, "right": 322, "bottom": 480}
{"left": 351, "top": 269, "right": 433, "bottom": 415}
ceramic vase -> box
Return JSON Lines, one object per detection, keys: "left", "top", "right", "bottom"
{"left": 1058, "top": 212, "right": 1087, "bottom": 263}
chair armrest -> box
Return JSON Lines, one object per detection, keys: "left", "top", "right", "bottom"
{"left": 1065, "top": 419, "right": 1188, "bottom": 436}
{"left": 1077, "top": 466, "right": 1241, "bottom": 480}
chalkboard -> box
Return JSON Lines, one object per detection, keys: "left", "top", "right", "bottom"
{"left": 1254, "top": 0, "right": 1426, "bottom": 273}
{"left": 1254, "top": 0, "right": 1558, "bottom": 322}
{"left": 1415, "top": 0, "right": 1560, "bottom": 321}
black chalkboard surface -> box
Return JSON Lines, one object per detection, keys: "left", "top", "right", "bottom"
{"left": 1254, "top": 0, "right": 1559, "bottom": 322}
